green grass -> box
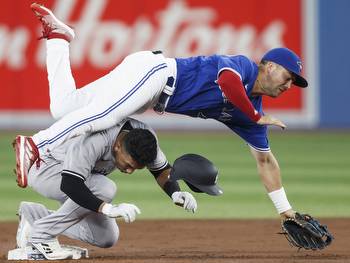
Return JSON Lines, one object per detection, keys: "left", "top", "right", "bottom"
{"left": 1, "top": 131, "right": 349, "bottom": 221}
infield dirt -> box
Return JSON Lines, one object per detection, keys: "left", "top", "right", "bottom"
{"left": 1, "top": 219, "right": 349, "bottom": 263}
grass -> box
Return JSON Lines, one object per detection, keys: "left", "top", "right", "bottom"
{"left": 0, "top": 131, "right": 349, "bottom": 221}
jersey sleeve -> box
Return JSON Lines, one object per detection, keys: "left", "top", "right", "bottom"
{"left": 217, "top": 55, "right": 255, "bottom": 88}
{"left": 62, "top": 132, "right": 109, "bottom": 181}
{"left": 226, "top": 122, "right": 270, "bottom": 152}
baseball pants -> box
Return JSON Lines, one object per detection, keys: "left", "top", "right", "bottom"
{"left": 25, "top": 156, "right": 119, "bottom": 248}
{"left": 32, "top": 39, "right": 175, "bottom": 154}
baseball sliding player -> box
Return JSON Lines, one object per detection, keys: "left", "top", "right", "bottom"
{"left": 14, "top": 2, "right": 308, "bottom": 232}
{"left": 15, "top": 116, "right": 222, "bottom": 260}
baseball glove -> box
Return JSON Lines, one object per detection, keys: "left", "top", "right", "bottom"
{"left": 281, "top": 212, "right": 334, "bottom": 250}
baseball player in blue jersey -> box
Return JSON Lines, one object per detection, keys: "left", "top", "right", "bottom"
{"left": 15, "top": 3, "right": 307, "bottom": 226}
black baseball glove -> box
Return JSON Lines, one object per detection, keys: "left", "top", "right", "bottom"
{"left": 281, "top": 212, "right": 334, "bottom": 250}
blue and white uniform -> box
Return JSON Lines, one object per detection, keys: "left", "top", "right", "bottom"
{"left": 32, "top": 40, "right": 175, "bottom": 154}
{"left": 166, "top": 55, "right": 269, "bottom": 152}
{"left": 32, "top": 41, "right": 268, "bottom": 154}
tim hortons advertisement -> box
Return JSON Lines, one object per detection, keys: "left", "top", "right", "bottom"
{"left": 1, "top": 0, "right": 315, "bottom": 128}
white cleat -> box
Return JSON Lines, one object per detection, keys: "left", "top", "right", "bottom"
{"left": 31, "top": 239, "right": 73, "bottom": 260}
{"left": 8, "top": 245, "right": 89, "bottom": 260}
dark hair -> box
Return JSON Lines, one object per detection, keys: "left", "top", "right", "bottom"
{"left": 122, "top": 128, "right": 157, "bottom": 166}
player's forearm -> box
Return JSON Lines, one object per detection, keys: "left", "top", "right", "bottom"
{"left": 155, "top": 169, "right": 181, "bottom": 197}
{"left": 251, "top": 149, "right": 292, "bottom": 214}
{"left": 61, "top": 173, "right": 104, "bottom": 212}
{"left": 255, "top": 152, "right": 282, "bottom": 192}
{"left": 258, "top": 162, "right": 293, "bottom": 214}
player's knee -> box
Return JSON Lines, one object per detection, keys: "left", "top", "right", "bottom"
{"left": 96, "top": 227, "right": 119, "bottom": 248}
{"left": 100, "top": 180, "right": 117, "bottom": 203}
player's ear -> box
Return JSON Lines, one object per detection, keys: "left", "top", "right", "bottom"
{"left": 114, "top": 139, "right": 122, "bottom": 153}
{"left": 266, "top": 61, "right": 277, "bottom": 74}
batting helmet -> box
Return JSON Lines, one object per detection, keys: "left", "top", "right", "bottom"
{"left": 170, "top": 154, "right": 223, "bottom": 196}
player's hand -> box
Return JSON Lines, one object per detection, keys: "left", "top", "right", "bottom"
{"left": 280, "top": 209, "right": 296, "bottom": 221}
{"left": 101, "top": 203, "right": 141, "bottom": 222}
{"left": 171, "top": 191, "right": 197, "bottom": 213}
{"left": 257, "top": 115, "right": 286, "bottom": 129}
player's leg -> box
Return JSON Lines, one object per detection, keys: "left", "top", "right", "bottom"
{"left": 45, "top": 39, "right": 90, "bottom": 119}
{"left": 63, "top": 209, "right": 119, "bottom": 248}
{"left": 16, "top": 202, "right": 52, "bottom": 248}
{"left": 31, "top": 3, "right": 89, "bottom": 119}
{"left": 14, "top": 51, "right": 169, "bottom": 187}
{"left": 29, "top": 174, "right": 119, "bottom": 248}
{"left": 32, "top": 51, "right": 169, "bottom": 154}
{"left": 62, "top": 174, "right": 119, "bottom": 248}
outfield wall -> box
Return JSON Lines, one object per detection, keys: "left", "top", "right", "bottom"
{"left": 319, "top": 0, "right": 350, "bottom": 128}
{"left": 0, "top": 0, "right": 348, "bottom": 130}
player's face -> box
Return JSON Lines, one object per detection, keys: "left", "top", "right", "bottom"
{"left": 114, "top": 143, "right": 145, "bottom": 174}
{"left": 263, "top": 63, "right": 294, "bottom": 97}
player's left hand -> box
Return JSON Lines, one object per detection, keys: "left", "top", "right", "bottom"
{"left": 257, "top": 114, "right": 286, "bottom": 129}
{"left": 280, "top": 209, "right": 296, "bottom": 221}
{"left": 171, "top": 191, "right": 197, "bottom": 213}
{"left": 281, "top": 212, "right": 334, "bottom": 250}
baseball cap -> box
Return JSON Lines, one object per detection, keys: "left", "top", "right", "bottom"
{"left": 261, "top": 47, "right": 308, "bottom": 88}
{"left": 170, "top": 154, "right": 223, "bottom": 196}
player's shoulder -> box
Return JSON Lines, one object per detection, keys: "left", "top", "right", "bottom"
{"left": 218, "top": 54, "right": 253, "bottom": 64}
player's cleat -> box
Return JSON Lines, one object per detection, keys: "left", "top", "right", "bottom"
{"left": 30, "top": 3, "right": 75, "bottom": 42}
{"left": 16, "top": 207, "right": 32, "bottom": 248}
{"left": 8, "top": 245, "right": 88, "bottom": 260}
{"left": 31, "top": 239, "right": 73, "bottom": 260}
{"left": 13, "top": 135, "right": 41, "bottom": 188}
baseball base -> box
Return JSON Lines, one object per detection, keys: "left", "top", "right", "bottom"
{"left": 7, "top": 244, "right": 89, "bottom": 260}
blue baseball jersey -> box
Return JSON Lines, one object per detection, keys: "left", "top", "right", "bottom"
{"left": 165, "top": 55, "right": 269, "bottom": 152}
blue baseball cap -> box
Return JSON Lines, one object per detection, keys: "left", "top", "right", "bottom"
{"left": 261, "top": 47, "right": 308, "bottom": 88}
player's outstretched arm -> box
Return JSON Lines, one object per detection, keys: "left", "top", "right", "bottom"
{"left": 249, "top": 149, "right": 334, "bottom": 250}
{"left": 249, "top": 148, "right": 294, "bottom": 219}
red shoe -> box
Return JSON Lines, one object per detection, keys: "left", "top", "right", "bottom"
{"left": 13, "top": 136, "right": 40, "bottom": 188}
{"left": 30, "top": 3, "right": 75, "bottom": 42}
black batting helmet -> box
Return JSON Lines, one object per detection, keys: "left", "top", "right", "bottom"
{"left": 170, "top": 154, "right": 223, "bottom": 196}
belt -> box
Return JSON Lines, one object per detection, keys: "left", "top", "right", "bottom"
{"left": 152, "top": 51, "right": 175, "bottom": 114}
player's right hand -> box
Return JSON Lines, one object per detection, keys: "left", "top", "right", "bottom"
{"left": 171, "top": 191, "right": 197, "bottom": 213}
{"left": 257, "top": 114, "right": 287, "bottom": 129}
{"left": 101, "top": 203, "right": 141, "bottom": 222}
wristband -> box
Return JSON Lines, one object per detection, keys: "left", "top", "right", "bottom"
{"left": 101, "top": 203, "right": 113, "bottom": 215}
{"left": 163, "top": 180, "right": 181, "bottom": 197}
{"left": 268, "top": 187, "right": 292, "bottom": 214}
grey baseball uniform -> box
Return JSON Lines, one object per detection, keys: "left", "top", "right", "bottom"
{"left": 24, "top": 117, "right": 168, "bottom": 247}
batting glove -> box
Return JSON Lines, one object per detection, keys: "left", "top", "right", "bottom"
{"left": 101, "top": 203, "right": 141, "bottom": 223}
{"left": 171, "top": 191, "right": 197, "bottom": 213}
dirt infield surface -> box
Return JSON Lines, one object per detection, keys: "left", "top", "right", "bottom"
{"left": 1, "top": 219, "right": 349, "bottom": 263}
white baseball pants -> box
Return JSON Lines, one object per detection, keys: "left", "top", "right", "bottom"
{"left": 33, "top": 39, "right": 173, "bottom": 154}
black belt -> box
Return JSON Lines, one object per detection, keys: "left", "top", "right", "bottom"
{"left": 152, "top": 51, "right": 175, "bottom": 114}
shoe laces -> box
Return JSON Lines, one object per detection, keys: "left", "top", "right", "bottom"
{"left": 38, "top": 17, "right": 58, "bottom": 40}
{"left": 27, "top": 137, "right": 43, "bottom": 169}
